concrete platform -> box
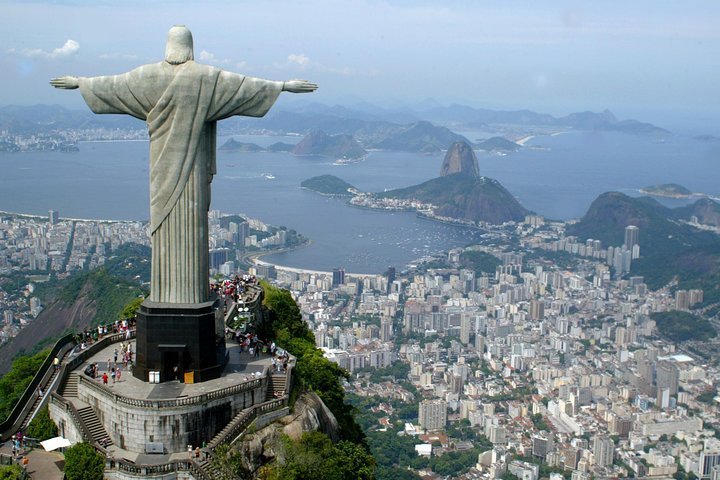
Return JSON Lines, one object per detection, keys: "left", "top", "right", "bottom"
{"left": 77, "top": 339, "right": 273, "bottom": 400}
{"left": 49, "top": 335, "right": 281, "bottom": 457}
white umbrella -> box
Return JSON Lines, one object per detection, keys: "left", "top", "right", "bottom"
{"left": 40, "top": 436, "right": 72, "bottom": 452}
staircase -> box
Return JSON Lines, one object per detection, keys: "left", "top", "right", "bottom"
{"left": 19, "top": 350, "right": 76, "bottom": 430}
{"left": 207, "top": 407, "right": 253, "bottom": 448}
{"left": 265, "top": 374, "right": 287, "bottom": 401}
{"left": 20, "top": 366, "right": 62, "bottom": 429}
{"left": 77, "top": 405, "right": 113, "bottom": 448}
{"left": 196, "top": 458, "right": 225, "bottom": 480}
{"left": 59, "top": 372, "right": 79, "bottom": 398}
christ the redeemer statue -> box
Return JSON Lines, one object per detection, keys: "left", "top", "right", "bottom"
{"left": 51, "top": 26, "right": 317, "bottom": 304}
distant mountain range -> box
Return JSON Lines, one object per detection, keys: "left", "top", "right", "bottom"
{"left": 218, "top": 138, "right": 293, "bottom": 153}
{"left": 291, "top": 130, "right": 367, "bottom": 159}
{"left": 1, "top": 103, "right": 672, "bottom": 150}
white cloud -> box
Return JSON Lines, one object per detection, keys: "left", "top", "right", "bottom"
{"left": 10, "top": 39, "right": 80, "bottom": 59}
{"left": 199, "top": 50, "right": 232, "bottom": 65}
{"left": 287, "top": 53, "right": 310, "bottom": 66}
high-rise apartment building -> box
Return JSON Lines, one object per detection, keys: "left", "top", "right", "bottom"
{"left": 624, "top": 225, "right": 639, "bottom": 249}
{"left": 418, "top": 399, "right": 447, "bottom": 432}
{"left": 593, "top": 436, "right": 614, "bottom": 467}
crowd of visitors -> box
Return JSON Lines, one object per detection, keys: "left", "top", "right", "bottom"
{"left": 211, "top": 273, "right": 259, "bottom": 310}
{"left": 76, "top": 318, "right": 136, "bottom": 350}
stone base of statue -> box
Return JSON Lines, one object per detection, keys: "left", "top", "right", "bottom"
{"left": 133, "top": 298, "right": 227, "bottom": 383}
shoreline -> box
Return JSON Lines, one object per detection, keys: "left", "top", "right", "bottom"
{"left": 0, "top": 209, "right": 146, "bottom": 224}
{"left": 249, "top": 242, "right": 382, "bottom": 279}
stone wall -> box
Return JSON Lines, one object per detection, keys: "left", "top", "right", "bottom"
{"left": 78, "top": 376, "right": 267, "bottom": 453}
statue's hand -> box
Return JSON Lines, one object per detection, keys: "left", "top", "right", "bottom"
{"left": 50, "top": 76, "right": 80, "bottom": 89}
{"left": 282, "top": 80, "right": 318, "bottom": 93}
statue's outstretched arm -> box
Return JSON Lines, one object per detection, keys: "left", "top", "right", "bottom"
{"left": 50, "top": 76, "right": 80, "bottom": 90}
{"left": 282, "top": 79, "right": 318, "bottom": 93}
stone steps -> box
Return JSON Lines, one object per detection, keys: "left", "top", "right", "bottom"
{"left": 77, "top": 405, "right": 113, "bottom": 448}
{"left": 60, "top": 372, "right": 79, "bottom": 398}
{"left": 197, "top": 458, "right": 225, "bottom": 480}
{"left": 208, "top": 408, "right": 252, "bottom": 447}
{"left": 265, "top": 374, "right": 287, "bottom": 401}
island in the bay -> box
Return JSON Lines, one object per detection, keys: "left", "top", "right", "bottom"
{"left": 639, "top": 183, "right": 693, "bottom": 198}
{"left": 301, "top": 175, "right": 356, "bottom": 196}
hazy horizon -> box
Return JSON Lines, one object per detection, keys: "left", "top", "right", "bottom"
{"left": 1, "top": 1, "right": 719, "bottom": 133}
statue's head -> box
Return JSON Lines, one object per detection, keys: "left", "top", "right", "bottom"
{"left": 165, "top": 25, "right": 194, "bottom": 65}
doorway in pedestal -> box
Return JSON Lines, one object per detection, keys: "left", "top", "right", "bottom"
{"left": 161, "top": 349, "right": 185, "bottom": 382}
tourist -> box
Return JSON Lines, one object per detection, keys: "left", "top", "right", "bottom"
{"left": 111, "top": 368, "right": 116, "bottom": 384}
{"left": 102, "top": 372, "right": 108, "bottom": 385}
{"left": 116, "top": 367, "right": 122, "bottom": 382}
{"left": 53, "top": 356, "right": 60, "bottom": 370}
{"left": 114, "top": 348, "right": 118, "bottom": 364}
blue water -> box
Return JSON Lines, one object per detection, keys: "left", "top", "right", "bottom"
{"left": 0, "top": 131, "right": 718, "bottom": 273}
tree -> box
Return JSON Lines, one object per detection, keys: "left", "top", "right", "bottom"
{"left": 120, "top": 296, "right": 144, "bottom": 319}
{"left": 27, "top": 407, "right": 58, "bottom": 441}
{"left": 212, "top": 443, "right": 248, "bottom": 478}
{"left": 63, "top": 442, "right": 104, "bottom": 480}
{"left": 0, "top": 349, "right": 48, "bottom": 421}
{"left": 264, "top": 432, "right": 375, "bottom": 480}
{"left": 0, "top": 465, "right": 23, "bottom": 480}
{"left": 261, "top": 282, "right": 365, "bottom": 444}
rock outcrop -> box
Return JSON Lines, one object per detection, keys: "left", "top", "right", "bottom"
{"left": 239, "top": 392, "right": 340, "bottom": 474}
{"left": 439, "top": 141, "right": 479, "bottom": 177}
{"left": 292, "top": 130, "right": 366, "bottom": 159}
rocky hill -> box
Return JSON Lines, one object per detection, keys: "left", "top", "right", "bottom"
{"left": 379, "top": 173, "right": 529, "bottom": 224}
{"left": 440, "top": 141, "right": 479, "bottom": 177}
{"left": 566, "top": 192, "right": 720, "bottom": 296}
{"left": 370, "top": 121, "right": 469, "bottom": 153}
{"left": 292, "top": 130, "right": 366, "bottom": 159}
{"left": 218, "top": 138, "right": 265, "bottom": 152}
{"left": 0, "top": 267, "right": 145, "bottom": 374}
{"left": 673, "top": 197, "right": 720, "bottom": 227}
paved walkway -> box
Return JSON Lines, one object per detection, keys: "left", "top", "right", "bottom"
{"left": 78, "top": 339, "right": 273, "bottom": 399}
{"left": 0, "top": 442, "right": 64, "bottom": 480}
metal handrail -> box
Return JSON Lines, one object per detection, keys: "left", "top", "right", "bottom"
{"left": 0, "top": 332, "right": 76, "bottom": 441}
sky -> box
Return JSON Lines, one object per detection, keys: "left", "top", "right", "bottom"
{"left": 1, "top": 0, "right": 719, "bottom": 128}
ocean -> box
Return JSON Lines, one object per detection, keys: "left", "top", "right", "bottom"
{"left": 0, "top": 131, "right": 717, "bottom": 273}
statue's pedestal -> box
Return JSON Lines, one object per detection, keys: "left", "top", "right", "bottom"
{"left": 133, "top": 298, "right": 227, "bottom": 383}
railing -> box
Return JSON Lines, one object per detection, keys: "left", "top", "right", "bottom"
{"left": 208, "top": 397, "right": 287, "bottom": 450}
{"left": 49, "top": 392, "right": 108, "bottom": 455}
{"left": 78, "top": 373, "right": 265, "bottom": 409}
{"left": 105, "top": 458, "right": 211, "bottom": 480}
{"left": 0, "top": 332, "right": 76, "bottom": 441}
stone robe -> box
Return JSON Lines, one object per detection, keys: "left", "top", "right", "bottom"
{"left": 79, "top": 61, "right": 282, "bottom": 303}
